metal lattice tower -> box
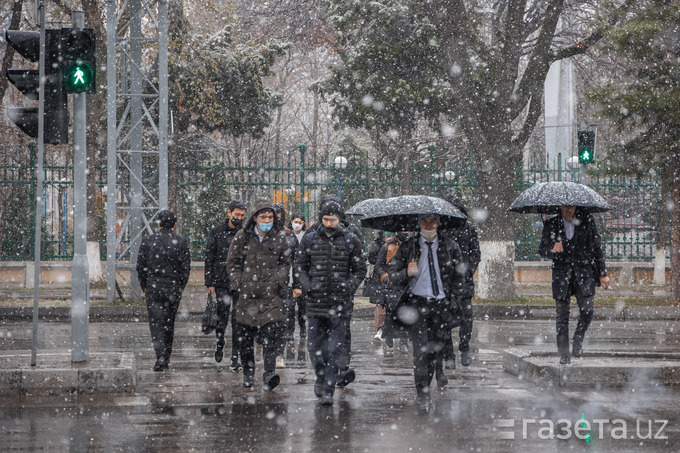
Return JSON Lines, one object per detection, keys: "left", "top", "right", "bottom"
{"left": 105, "top": 0, "right": 168, "bottom": 303}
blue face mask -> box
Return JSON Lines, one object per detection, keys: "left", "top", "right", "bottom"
{"left": 259, "top": 221, "right": 274, "bottom": 233}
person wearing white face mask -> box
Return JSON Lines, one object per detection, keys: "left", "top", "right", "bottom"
{"left": 379, "top": 213, "right": 466, "bottom": 413}
{"left": 284, "top": 213, "right": 308, "bottom": 348}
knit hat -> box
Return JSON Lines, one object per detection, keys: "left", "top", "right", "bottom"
{"left": 319, "top": 200, "right": 344, "bottom": 219}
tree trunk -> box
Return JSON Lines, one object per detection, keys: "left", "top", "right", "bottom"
{"left": 670, "top": 167, "right": 680, "bottom": 302}
{"left": 475, "top": 142, "right": 522, "bottom": 300}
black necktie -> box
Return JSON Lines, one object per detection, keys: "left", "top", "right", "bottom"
{"left": 426, "top": 241, "right": 439, "bottom": 297}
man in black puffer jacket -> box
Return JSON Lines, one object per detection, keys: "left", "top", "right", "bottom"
{"left": 295, "top": 200, "right": 366, "bottom": 405}
{"left": 137, "top": 210, "right": 191, "bottom": 372}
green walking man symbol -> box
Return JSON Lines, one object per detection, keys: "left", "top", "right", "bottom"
{"left": 74, "top": 67, "right": 85, "bottom": 85}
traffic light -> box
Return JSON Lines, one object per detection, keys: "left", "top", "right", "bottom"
{"left": 61, "top": 28, "right": 95, "bottom": 94}
{"left": 5, "top": 29, "right": 68, "bottom": 144}
{"left": 578, "top": 130, "right": 595, "bottom": 164}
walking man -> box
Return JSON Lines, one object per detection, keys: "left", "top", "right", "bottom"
{"left": 295, "top": 200, "right": 366, "bottom": 405}
{"left": 441, "top": 194, "right": 480, "bottom": 369}
{"left": 539, "top": 206, "right": 609, "bottom": 364}
{"left": 204, "top": 200, "right": 247, "bottom": 370}
{"left": 226, "top": 198, "right": 291, "bottom": 390}
{"left": 136, "top": 210, "right": 191, "bottom": 371}
{"left": 381, "top": 214, "right": 465, "bottom": 412}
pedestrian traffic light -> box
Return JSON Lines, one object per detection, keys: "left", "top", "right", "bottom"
{"left": 577, "top": 130, "right": 595, "bottom": 165}
{"left": 61, "top": 28, "right": 95, "bottom": 94}
{"left": 5, "top": 29, "right": 68, "bottom": 144}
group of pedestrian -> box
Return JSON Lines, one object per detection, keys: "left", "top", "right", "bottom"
{"left": 135, "top": 190, "right": 609, "bottom": 412}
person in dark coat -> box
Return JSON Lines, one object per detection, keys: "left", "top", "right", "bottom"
{"left": 380, "top": 213, "right": 465, "bottom": 413}
{"left": 365, "top": 231, "right": 388, "bottom": 339}
{"left": 226, "top": 198, "right": 291, "bottom": 390}
{"left": 374, "top": 231, "right": 412, "bottom": 354}
{"left": 204, "top": 199, "right": 247, "bottom": 370}
{"left": 286, "top": 213, "right": 307, "bottom": 343}
{"left": 295, "top": 194, "right": 365, "bottom": 389}
{"left": 136, "top": 210, "right": 191, "bottom": 371}
{"left": 538, "top": 206, "right": 610, "bottom": 364}
{"left": 295, "top": 200, "right": 367, "bottom": 405}
{"left": 440, "top": 194, "right": 481, "bottom": 369}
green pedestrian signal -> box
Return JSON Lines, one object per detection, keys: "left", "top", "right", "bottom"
{"left": 61, "top": 28, "right": 96, "bottom": 94}
{"left": 578, "top": 130, "right": 595, "bottom": 165}
{"left": 64, "top": 63, "right": 94, "bottom": 92}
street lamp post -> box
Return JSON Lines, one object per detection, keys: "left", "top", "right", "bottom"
{"left": 334, "top": 156, "right": 348, "bottom": 201}
{"left": 444, "top": 170, "right": 456, "bottom": 193}
{"left": 299, "top": 144, "right": 307, "bottom": 219}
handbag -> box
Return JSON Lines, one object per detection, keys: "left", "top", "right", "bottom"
{"left": 201, "top": 294, "right": 219, "bottom": 335}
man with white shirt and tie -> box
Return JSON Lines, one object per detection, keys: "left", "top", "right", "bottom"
{"left": 381, "top": 213, "right": 466, "bottom": 413}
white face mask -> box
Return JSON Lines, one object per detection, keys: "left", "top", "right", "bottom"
{"left": 292, "top": 223, "right": 303, "bottom": 232}
{"left": 420, "top": 228, "right": 437, "bottom": 240}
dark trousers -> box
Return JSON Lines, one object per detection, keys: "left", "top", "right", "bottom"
{"left": 409, "top": 297, "right": 451, "bottom": 396}
{"left": 443, "top": 297, "right": 473, "bottom": 360}
{"left": 236, "top": 320, "right": 283, "bottom": 380}
{"left": 284, "top": 293, "right": 307, "bottom": 341}
{"left": 145, "top": 284, "right": 183, "bottom": 361}
{"left": 307, "top": 316, "right": 350, "bottom": 396}
{"left": 215, "top": 287, "right": 240, "bottom": 364}
{"left": 555, "top": 295, "right": 594, "bottom": 354}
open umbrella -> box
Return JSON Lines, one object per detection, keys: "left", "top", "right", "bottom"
{"left": 359, "top": 195, "right": 466, "bottom": 231}
{"left": 345, "top": 198, "right": 383, "bottom": 216}
{"left": 507, "top": 181, "right": 610, "bottom": 214}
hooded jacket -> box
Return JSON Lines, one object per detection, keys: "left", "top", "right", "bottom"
{"left": 226, "top": 198, "right": 291, "bottom": 327}
{"left": 136, "top": 227, "right": 191, "bottom": 292}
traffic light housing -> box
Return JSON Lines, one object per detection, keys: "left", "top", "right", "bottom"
{"left": 578, "top": 130, "right": 595, "bottom": 164}
{"left": 5, "top": 29, "right": 68, "bottom": 144}
{"left": 61, "top": 28, "right": 95, "bottom": 94}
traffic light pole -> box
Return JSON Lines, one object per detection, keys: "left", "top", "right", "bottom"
{"left": 71, "top": 11, "right": 89, "bottom": 363}
{"left": 30, "top": 0, "right": 46, "bottom": 368}
{"left": 578, "top": 122, "right": 587, "bottom": 183}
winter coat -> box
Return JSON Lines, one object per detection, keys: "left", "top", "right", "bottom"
{"left": 294, "top": 223, "right": 367, "bottom": 319}
{"left": 136, "top": 228, "right": 191, "bottom": 292}
{"left": 373, "top": 236, "right": 409, "bottom": 308}
{"left": 379, "top": 233, "right": 466, "bottom": 308}
{"left": 226, "top": 225, "right": 291, "bottom": 328}
{"left": 440, "top": 222, "right": 480, "bottom": 297}
{"left": 204, "top": 220, "right": 241, "bottom": 292}
{"left": 363, "top": 233, "right": 387, "bottom": 303}
{"left": 538, "top": 211, "right": 608, "bottom": 300}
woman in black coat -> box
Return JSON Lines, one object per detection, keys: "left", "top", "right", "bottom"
{"left": 538, "top": 206, "right": 610, "bottom": 364}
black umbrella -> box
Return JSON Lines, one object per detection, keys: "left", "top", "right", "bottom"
{"left": 359, "top": 195, "right": 466, "bottom": 231}
{"left": 507, "top": 181, "right": 610, "bottom": 214}
{"left": 345, "top": 198, "right": 383, "bottom": 216}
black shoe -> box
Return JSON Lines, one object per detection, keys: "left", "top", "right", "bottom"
{"left": 559, "top": 353, "right": 571, "bottom": 365}
{"left": 572, "top": 342, "right": 583, "bottom": 358}
{"left": 229, "top": 362, "right": 242, "bottom": 373}
{"left": 153, "top": 356, "right": 168, "bottom": 371}
{"left": 336, "top": 369, "right": 355, "bottom": 388}
{"left": 314, "top": 377, "right": 324, "bottom": 398}
{"left": 321, "top": 394, "right": 334, "bottom": 406}
{"left": 461, "top": 351, "right": 472, "bottom": 367}
{"left": 263, "top": 373, "right": 280, "bottom": 392}
{"left": 444, "top": 358, "right": 456, "bottom": 370}
{"left": 243, "top": 375, "right": 254, "bottom": 388}
{"left": 214, "top": 346, "right": 224, "bottom": 363}
{"left": 384, "top": 336, "right": 394, "bottom": 348}
{"left": 417, "top": 393, "right": 432, "bottom": 414}
{"left": 436, "top": 369, "right": 448, "bottom": 388}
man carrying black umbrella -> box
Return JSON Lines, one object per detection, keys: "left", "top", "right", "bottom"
{"left": 381, "top": 213, "right": 465, "bottom": 413}
{"left": 538, "top": 205, "right": 610, "bottom": 364}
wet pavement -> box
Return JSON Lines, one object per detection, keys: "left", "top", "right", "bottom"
{"left": 1, "top": 313, "right": 680, "bottom": 452}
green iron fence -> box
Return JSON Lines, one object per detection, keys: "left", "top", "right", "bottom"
{"left": 0, "top": 144, "right": 668, "bottom": 262}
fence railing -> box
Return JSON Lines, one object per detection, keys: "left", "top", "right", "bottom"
{"left": 0, "top": 146, "right": 667, "bottom": 262}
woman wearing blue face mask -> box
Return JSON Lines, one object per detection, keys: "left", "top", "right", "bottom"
{"left": 226, "top": 198, "right": 291, "bottom": 391}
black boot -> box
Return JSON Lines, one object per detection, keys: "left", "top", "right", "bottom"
{"left": 263, "top": 372, "right": 280, "bottom": 392}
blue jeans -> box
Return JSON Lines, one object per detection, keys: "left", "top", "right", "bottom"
{"left": 307, "top": 317, "right": 350, "bottom": 396}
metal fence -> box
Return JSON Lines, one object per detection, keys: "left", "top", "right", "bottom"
{"left": 0, "top": 145, "right": 667, "bottom": 262}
